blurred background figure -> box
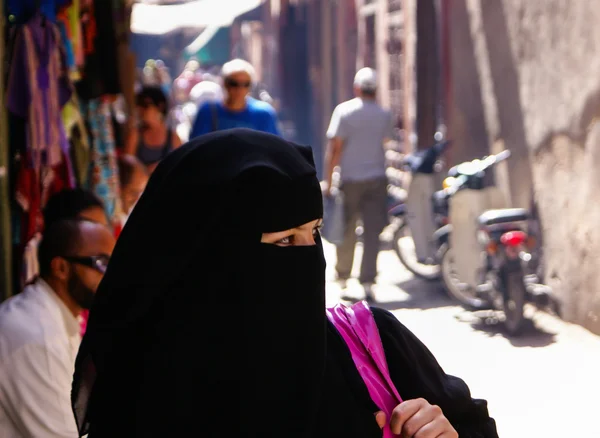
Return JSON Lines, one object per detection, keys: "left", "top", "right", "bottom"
{"left": 189, "top": 79, "right": 223, "bottom": 107}
{"left": 141, "top": 59, "right": 172, "bottom": 98}
{"left": 124, "top": 86, "right": 182, "bottom": 174}
{"left": 170, "top": 62, "right": 221, "bottom": 141}
{"left": 189, "top": 59, "right": 280, "bottom": 137}
{"left": 117, "top": 155, "right": 150, "bottom": 231}
{"left": 0, "top": 220, "right": 115, "bottom": 437}
{"left": 43, "top": 188, "right": 108, "bottom": 229}
{"left": 41, "top": 189, "right": 110, "bottom": 337}
{"left": 323, "top": 68, "right": 395, "bottom": 300}
{"left": 20, "top": 188, "right": 108, "bottom": 296}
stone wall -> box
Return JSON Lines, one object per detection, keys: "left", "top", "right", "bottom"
{"left": 449, "top": 0, "right": 600, "bottom": 333}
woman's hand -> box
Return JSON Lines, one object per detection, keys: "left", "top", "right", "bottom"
{"left": 375, "top": 398, "right": 458, "bottom": 437}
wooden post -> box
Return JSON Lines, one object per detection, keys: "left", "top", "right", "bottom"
{"left": 414, "top": 0, "right": 439, "bottom": 150}
{"left": 320, "top": 0, "right": 333, "bottom": 155}
{"left": 402, "top": 0, "right": 416, "bottom": 152}
{"left": 0, "top": 0, "right": 12, "bottom": 302}
{"left": 376, "top": 0, "right": 390, "bottom": 109}
{"left": 335, "top": 1, "right": 348, "bottom": 104}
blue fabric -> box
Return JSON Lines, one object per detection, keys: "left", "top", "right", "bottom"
{"left": 6, "top": 0, "right": 69, "bottom": 23}
{"left": 57, "top": 20, "right": 75, "bottom": 70}
{"left": 83, "top": 99, "right": 121, "bottom": 221}
{"left": 190, "top": 97, "right": 281, "bottom": 138}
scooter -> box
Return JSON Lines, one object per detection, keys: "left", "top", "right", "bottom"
{"left": 437, "top": 150, "right": 551, "bottom": 335}
{"left": 385, "top": 140, "right": 451, "bottom": 280}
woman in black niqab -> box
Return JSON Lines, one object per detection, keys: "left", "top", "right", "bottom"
{"left": 73, "top": 128, "right": 498, "bottom": 437}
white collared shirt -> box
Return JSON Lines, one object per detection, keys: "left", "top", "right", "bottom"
{"left": 0, "top": 279, "right": 81, "bottom": 438}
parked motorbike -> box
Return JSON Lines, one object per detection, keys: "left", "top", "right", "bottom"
{"left": 437, "top": 150, "right": 551, "bottom": 335}
{"left": 386, "top": 140, "right": 451, "bottom": 280}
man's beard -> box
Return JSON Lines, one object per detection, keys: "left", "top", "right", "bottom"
{"left": 68, "top": 271, "right": 96, "bottom": 310}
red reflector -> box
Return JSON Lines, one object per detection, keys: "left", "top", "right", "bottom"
{"left": 500, "top": 231, "right": 527, "bottom": 247}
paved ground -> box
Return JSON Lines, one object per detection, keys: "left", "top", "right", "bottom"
{"left": 323, "top": 240, "right": 600, "bottom": 438}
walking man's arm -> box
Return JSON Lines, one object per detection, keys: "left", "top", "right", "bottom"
{"left": 323, "top": 106, "right": 346, "bottom": 196}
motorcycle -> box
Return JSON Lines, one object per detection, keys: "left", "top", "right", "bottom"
{"left": 437, "top": 150, "right": 551, "bottom": 335}
{"left": 386, "top": 140, "right": 451, "bottom": 281}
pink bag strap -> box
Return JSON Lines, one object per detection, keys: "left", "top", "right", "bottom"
{"left": 327, "top": 301, "right": 402, "bottom": 437}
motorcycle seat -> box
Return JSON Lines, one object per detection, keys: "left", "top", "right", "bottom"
{"left": 478, "top": 208, "right": 529, "bottom": 226}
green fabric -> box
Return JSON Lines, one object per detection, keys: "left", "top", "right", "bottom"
{"left": 62, "top": 97, "right": 91, "bottom": 186}
{"left": 183, "top": 26, "right": 231, "bottom": 66}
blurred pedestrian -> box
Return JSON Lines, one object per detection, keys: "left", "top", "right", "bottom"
{"left": 124, "top": 86, "right": 182, "bottom": 173}
{"left": 323, "top": 68, "right": 395, "bottom": 300}
{"left": 40, "top": 188, "right": 110, "bottom": 336}
{"left": 115, "top": 155, "right": 149, "bottom": 236}
{"left": 72, "top": 128, "right": 496, "bottom": 438}
{"left": 189, "top": 79, "right": 223, "bottom": 107}
{"left": 0, "top": 220, "right": 115, "bottom": 437}
{"left": 43, "top": 188, "right": 108, "bottom": 228}
{"left": 26, "top": 187, "right": 104, "bottom": 282}
{"left": 189, "top": 59, "right": 280, "bottom": 137}
{"left": 118, "top": 155, "right": 149, "bottom": 218}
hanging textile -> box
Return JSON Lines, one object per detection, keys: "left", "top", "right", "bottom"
{"left": 6, "top": 13, "right": 73, "bottom": 170}
{"left": 22, "top": 232, "right": 42, "bottom": 285}
{"left": 67, "top": 0, "right": 85, "bottom": 69}
{"left": 57, "top": 0, "right": 84, "bottom": 80}
{"left": 76, "top": 0, "right": 123, "bottom": 100}
{"left": 84, "top": 98, "right": 123, "bottom": 222}
{"left": 13, "top": 151, "right": 74, "bottom": 290}
{"left": 6, "top": 12, "right": 76, "bottom": 290}
{"left": 62, "top": 95, "right": 91, "bottom": 186}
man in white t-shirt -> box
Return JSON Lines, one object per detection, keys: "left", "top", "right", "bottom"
{"left": 0, "top": 220, "right": 115, "bottom": 437}
{"left": 323, "top": 68, "right": 395, "bottom": 300}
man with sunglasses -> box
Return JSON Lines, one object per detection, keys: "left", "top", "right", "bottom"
{"left": 189, "top": 58, "right": 281, "bottom": 138}
{"left": 0, "top": 219, "right": 115, "bottom": 437}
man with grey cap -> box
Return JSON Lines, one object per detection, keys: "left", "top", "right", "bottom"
{"left": 323, "top": 67, "right": 395, "bottom": 300}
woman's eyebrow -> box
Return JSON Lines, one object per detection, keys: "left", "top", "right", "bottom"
{"left": 294, "top": 220, "right": 322, "bottom": 230}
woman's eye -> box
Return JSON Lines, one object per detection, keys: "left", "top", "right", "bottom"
{"left": 276, "top": 235, "right": 292, "bottom": 245}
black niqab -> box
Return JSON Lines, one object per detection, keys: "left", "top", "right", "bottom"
{"left": 73, "top": 128, "right": 498, "bottom": 438}
{"left": 73, "top": 129, "right": 326, "bottom": 436}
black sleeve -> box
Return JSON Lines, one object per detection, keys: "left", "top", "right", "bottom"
{"left": 371, "top": 307, "right": 499, "bottom": 437}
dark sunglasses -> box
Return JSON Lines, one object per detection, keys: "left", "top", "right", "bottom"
{"left": 62, "top": 255, "right": 110, "bottom": 274}
{"left": 225, "top": 79, "right": 251, "bottom": 88}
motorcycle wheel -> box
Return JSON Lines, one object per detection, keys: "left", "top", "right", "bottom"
{"left": 393, "top": 221, "right": 442, "bottom": 281}
{"left": 501, "top": 265, "right": 527, "bottom": 336}
{"left": 440, "top": 245, "right": 489, "bottom": 310}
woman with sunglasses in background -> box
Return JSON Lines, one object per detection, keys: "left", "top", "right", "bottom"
{"left": 124, "top": 86, "right": 182, "bottom": 173}
{"left": 189, "top": 59, "right": 281, "bottom": 138}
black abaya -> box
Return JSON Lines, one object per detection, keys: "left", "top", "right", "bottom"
{"left": 72, "top": 128, "right": 497, "bottom": 437}
{"left": 314, "top": 310, "right": 498, "bottom": 437}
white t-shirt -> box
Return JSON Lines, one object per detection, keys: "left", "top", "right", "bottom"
{"left": 0, "top": 279, "right": 81, "bottom": 437}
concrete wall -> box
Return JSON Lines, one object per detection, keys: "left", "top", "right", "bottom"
{"left": 449, "top": 0, "right": 600, "bottom": 333}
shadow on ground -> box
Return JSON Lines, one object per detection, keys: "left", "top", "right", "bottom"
{"left": 454, "top": 310, "right": 557, "bottom": 348}
{"left": 371, "top": 277, "right": 455, "bottom": 311}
